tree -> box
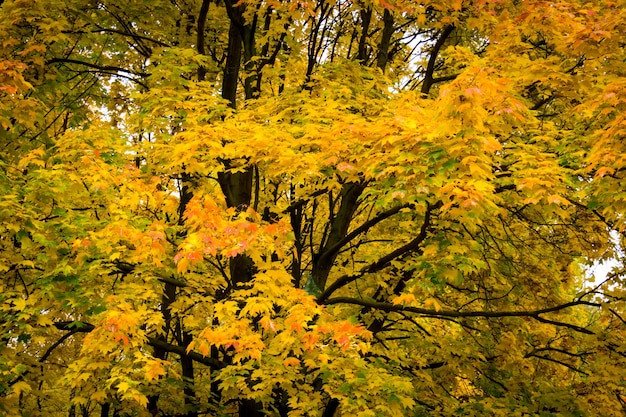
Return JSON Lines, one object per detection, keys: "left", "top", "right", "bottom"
{"left": 1, "top": 0, "right": 625, "bottom": 416}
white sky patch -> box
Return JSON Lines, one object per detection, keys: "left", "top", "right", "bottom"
{"left": 585, "top": 230, "right": 623, "bottom": 288}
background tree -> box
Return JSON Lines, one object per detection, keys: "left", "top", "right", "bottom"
{"left": 1, "top": 0, "right": 625, "bottom": 416}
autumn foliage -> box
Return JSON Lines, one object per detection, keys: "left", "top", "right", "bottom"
{"left": 1, "top": 0, "right": 625, "bottom": 416}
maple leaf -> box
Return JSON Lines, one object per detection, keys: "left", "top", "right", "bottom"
{"left": 2, "top": 0, "right": 625, "bottom": 416}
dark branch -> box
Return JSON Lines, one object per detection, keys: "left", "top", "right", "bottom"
{"left": 39, "top": 331, "right": 76, "bottom": 363}
{"left": 431, "top": 73, "right": 459, "bottom": 84}
{"left": 90, "top": 27, "right": 171, "bottom": 48}
{"left": 197, "top": 0, "right": 211, "bottom": 81}
{"left": 317, "top": 201, "right": 439, "bottom": 302}
{"left": 54, "top": 321, "right": 96, "bottom": 332}
{"left": 321, "top": 203, "right": 414, "bottom": 263}
{"left": 525, "top": 353, "right": 588, "bottom": 375}
{"left": 54, "top": 321, "right": 225, "bottom": 369}
{"left": 147, "top": 337, "right": 224, "bottom": 369}
{"left": 283, "top": 188, "right": 329, "bottom": 213}
{"left": 46, "top": 57, "right": 149, "bottom": 77}
{"left": 321, "top": 297, "right": 599, "bottom": 334}
{"left": 421, "top": 25, "right": 455, "bottom": 95}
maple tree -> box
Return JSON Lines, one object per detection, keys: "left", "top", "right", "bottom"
{"left": 1, "top": 0, "right": 626, "bottom": 416}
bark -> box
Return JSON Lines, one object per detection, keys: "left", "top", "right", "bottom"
{"left": 218, "top": 2, "right": 263, "bottom": 415}
{"left": 421, "top": 25, "right": 455, "bottom": 95}
{"left": 356, "top": 7, "right": 372, "bottom": 62}
{"left": 313, "top": 182, "right": 365, "bottom": 291}
{"left": 376, "top": 9, "right": 395, "bottom": 71}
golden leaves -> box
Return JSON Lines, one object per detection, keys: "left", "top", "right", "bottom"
{"left": 1, "top": 0, "right": 626, "bottom": 415}
{"left": 174, "top": 198, "right": 292, "bottom": 274}
{"left": 392, "top": 293, "right": 417, "bottom": 305}
{"left": 83, "top": 299, "right": 145, "bottom": 350}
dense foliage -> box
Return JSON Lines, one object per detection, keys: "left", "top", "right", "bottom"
{"left": 1, "top": 0, "right": 625, "bottom": 416}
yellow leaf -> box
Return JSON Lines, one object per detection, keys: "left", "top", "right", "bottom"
{"left": 424, "top": 298, "right": 441, "bottom": 312}
{"left": 36, "top": 314, "right": 54, "bottom": 326}
{"left": 145, "top": 360, "right": 166, "bottom": 380}
{"left": 392, "top": 294, "right": 416, "bottom": 305}
{"left": 318, "top": 353, "right": 330, "bottom": 364}
{"left": 90, "top": 390, "right": 109, "bottom": 402}
{"left": 117, "top": 381, "right": 131, "bottom": 393}
{"left": 132, "top": 392, "right": 148, "bottom": 407}
{"left": 19, "top": 260, "right": 35, "bottom": 268}
{"left": 547, "top": 194, "right": 570, "bottom": 205}
{"left": 176, "top": 257, "right": 190, "bottom": 274}
{"left": 283, "top": 357, "right": 300, "bottom": 367}
{"left": 72, "top": 396, "right": 89, "bottom": 406}
{"left": 11, "top": 381, "right": 31, "bottom": 396}
{"left": 12, "top": 298, "right": 27, "bottom": 311}
{"left": 400, "top": 395, "right": 416, "bottom": 409}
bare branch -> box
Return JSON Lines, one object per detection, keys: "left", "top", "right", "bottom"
{"left": 318, "top": 201, "right": 440, "bottom": 302}
{"left": 46, "top": 57, "right": 148, "bottom": 77}
{"left": 525, "top": 353, "right": 588, "bottom": 375}
{"left": 90, "top": 27, "right": 171, "bottom": 48}
{"left": 320, "top": 203, "right": 414, "bottom": 263}
{"left": 321, "top": 297, "right": 600, "bottom": 334}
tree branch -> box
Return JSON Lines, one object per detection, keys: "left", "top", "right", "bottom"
{"left": 320, "top": 203, "right": 413, "bottom": 265}
{"left": 283, "top": 188, "right": 329, "bottom": 213}
{"left": 90, "top": 27, "right": 171, "bottom": 48}
{"left": 314, "top": 182, "right": 366, "bottom": 290}
{"left": 39, "top": 330, "right": 77, "bottom": 363}
{"left": 46, "top": 57, "right": 148, "bottom": 77}
{"left": 421, "top": 25, "right": 455, "bottom": 95}
{"left": 321, "top": 297, "right": 599, "bottom": 334}
{"left": 157, "top": 276, "right": 188, "bottom": 287}
{"left": 431, "top": 73, "right": 459, "bottom": 84}
{"left": 196, "top": 0, "right": 211, "bottom": 81}
{"left": 53, "top": 321, "right": 225, "bottom": 369}
{"left": 317, "top": 201, "right": 439, "bottom": 302}
{"left": 147, "top": 337, "right": 224, "bottom": 369}
{"left": 525, "top": 353, "right": 588, "bottom": 375}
